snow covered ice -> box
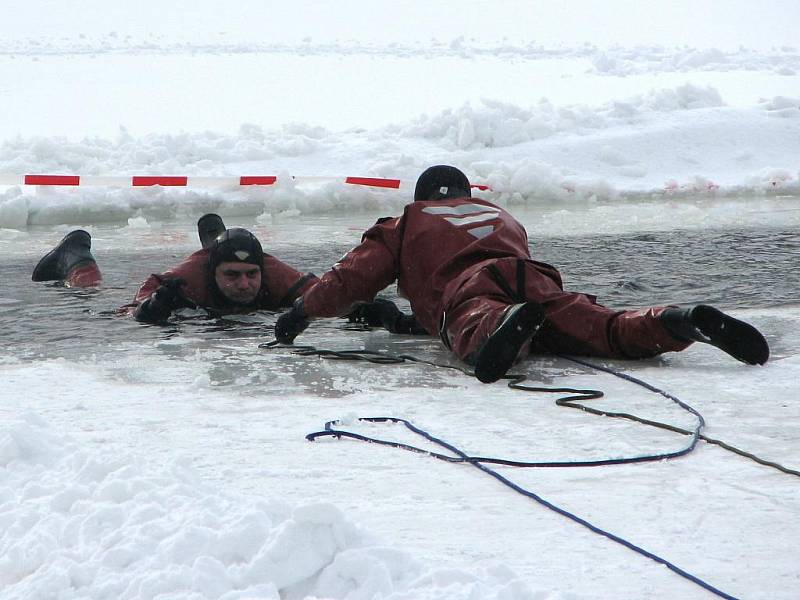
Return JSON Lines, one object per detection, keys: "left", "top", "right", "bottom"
{"left": 1, "top": 1, "right": 800, "bottom": 599}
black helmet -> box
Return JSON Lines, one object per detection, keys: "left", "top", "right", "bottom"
{"left": 208, "top": 227, "right": 264, "bottom": 272}
{"left": 413, "top": 165, "right": 472, "bottom": 202}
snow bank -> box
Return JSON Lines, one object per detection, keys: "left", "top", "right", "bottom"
{"left": 0, "top": 413, "right": 543, "bottom": 600}
{"left": 592, "top": 46, "right": 800, "bottom": 76}
{"left": 402, "top": 84, "right": 725, "bottom": 149}
{"left": 2, "top": 86, "right": 798, "bottom": 229}
{"left": 0, "top": 124, "right": 326, "bottom": 175}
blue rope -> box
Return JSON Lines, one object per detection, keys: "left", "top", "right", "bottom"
{"left": 312, "top": 416, "right": 738, "bottom": 600}
{"left": 262, "top": 341, "right": 741, "bottom": 597}
{"left": 303, "top": 353, "right": 738, "bottom": 599}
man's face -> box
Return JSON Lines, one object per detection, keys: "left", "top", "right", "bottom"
{"left": 214, "top": 261, "right": 262, "bottom": 304}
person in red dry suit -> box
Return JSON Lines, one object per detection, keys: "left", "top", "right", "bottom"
{"left": 274, "top": 165, "right": 770, "bottom": 383}
{"left": 32, "top": 215, "right": 316, "bottom": 324}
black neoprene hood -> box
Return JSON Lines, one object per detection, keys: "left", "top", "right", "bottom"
{"left": 208, "top": 228, "right": 264, "bottom": 272}
{"left": 414, "top": 165, "right": 472, "bottom": 201}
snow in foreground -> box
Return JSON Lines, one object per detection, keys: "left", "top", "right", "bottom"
{"left": 1, "top": 412, "right": 541, "bottom": 600}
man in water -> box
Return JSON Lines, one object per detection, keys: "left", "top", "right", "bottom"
{"left": 32, "top": 214, "right": 316, "bottom": 324}
{"left": 275, "top": 165, "right": 769, "bottom": 383}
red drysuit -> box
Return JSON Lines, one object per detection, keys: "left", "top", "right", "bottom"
{"left": 123, "top": 248, "right": 315, "bottom": 315}
{"left": 301, "top": 197, "right": 689, "bottom": 361}
{"left": 64, "top": 263, "right": 103, "bottom": 288}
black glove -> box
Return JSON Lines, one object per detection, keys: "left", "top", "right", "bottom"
{"left": 348, "top": 298, "right": 404, "bottom": 328}
{"left": 347, "top": 298, "right": 427, "bottom": 335}
{"left": 275, "top": 299, "right": 310, "bottom": 344}
{"left": 134, "top": 278, "right": 187, "bottom": 324}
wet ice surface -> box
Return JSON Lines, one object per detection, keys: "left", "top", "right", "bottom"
{"left": 4, "top": 214, "right": 799, "bottom": 415}
{"left": 3, "top": 213, "right": 798, "bottom": 369}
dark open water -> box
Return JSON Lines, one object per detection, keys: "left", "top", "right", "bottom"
{"left": 2, "top": 225, "right": 797, "bottom": 363}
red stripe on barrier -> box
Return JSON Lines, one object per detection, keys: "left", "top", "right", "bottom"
{"left": 25, "top": 175, "right": 80, "bottom": 186}
{"left": 12, "top": 174, "right": 490, "bottom": 192}
{"left": 239, "top": 176, "right": 277, "bottom": 186}
{"left": 131, "top": 176, "right": 188, "bottom": 187}
{"left": 345, "top": 177, "right": 401, "bottom": 189}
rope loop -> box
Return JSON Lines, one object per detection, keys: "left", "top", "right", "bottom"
{"left": 260, "top": 339, "right": 800, "bottom": 599}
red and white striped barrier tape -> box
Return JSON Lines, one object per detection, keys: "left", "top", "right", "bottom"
{"left": 0, "top": 174, "right": 492, "bottom": 191}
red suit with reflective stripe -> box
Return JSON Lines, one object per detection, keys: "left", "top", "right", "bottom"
{"left": 301, "top": 197, "right": 689, "bottom": 360}
{"left": 123, "top": 248, "right": 314, "bottom": 314}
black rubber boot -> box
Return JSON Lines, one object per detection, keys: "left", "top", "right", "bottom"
{"left": 32, "top": 230, "right": 96, "bottom": 282}
{"left": 198, "top": 213, "right": 226, "bottom": 249}
{"left": 660, "top": 305, "right": 769, "bottom": 365}
{"left": 474, "top": 301, "right": 546, "bottom": 384}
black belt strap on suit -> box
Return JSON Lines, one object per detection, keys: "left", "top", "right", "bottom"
{"left": 440, "top": 259, "right": 528, "bottom": 350}
{"left": 486, "top": 259, "right": 527, "bottom": 304}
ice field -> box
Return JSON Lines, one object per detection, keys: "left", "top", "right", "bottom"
{"left": 1, "top": 2, "right": 799, "bottom": 598}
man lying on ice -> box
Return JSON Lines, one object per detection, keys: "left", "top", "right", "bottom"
{"left": 275, "top": 165, "right": 770, "bottom": 383}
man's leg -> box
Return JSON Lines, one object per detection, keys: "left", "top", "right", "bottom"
{"left": 472, "top": 302, "right": 546, "bottom": 383}
{"left": 32, "top": 230, "right": 102, "bottom": 288}
{"left": 443, "top": 294, "right": 545, "bottom": 382}
{"left": 448, "top": 259, "right": 684, "bottom": 358}
{"left": 539, "top": 301, "right": 768, "bottom": 364}
{"left": 441, "top": 260, "right": 550, "bottom": 383}
{"left": 525, "top": 297, "right": 688, "bottom": 358}
{"left": 443, "top": 294, "right": 513, "bottom": 361}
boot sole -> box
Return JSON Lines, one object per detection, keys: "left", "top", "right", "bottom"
{"left": 692, "top": 305, "right": 769, "bottom": 365}
{"left": 474, "top": 302, "right": 546, "bottom": 384}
